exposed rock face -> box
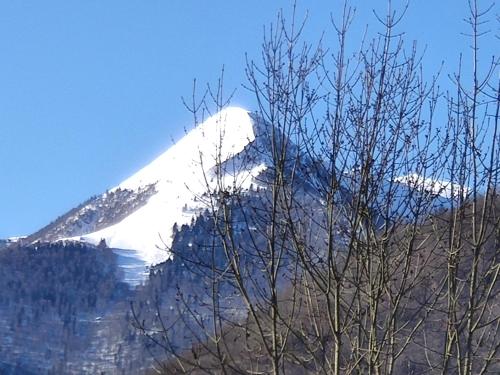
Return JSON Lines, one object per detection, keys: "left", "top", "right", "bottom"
{"left": 27, "top": 184, "right": 157, "bottom": 243}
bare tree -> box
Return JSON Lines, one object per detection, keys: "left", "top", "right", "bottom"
{"left": 429, "top": 1, "right": 500, "bottom": 374}
{"left": 132, "top": 2, "right": 499, "bottom": 374}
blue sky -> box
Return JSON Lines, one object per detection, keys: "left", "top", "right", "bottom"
{"left": 0, "top": 1, "right": 497, "bottom": 238}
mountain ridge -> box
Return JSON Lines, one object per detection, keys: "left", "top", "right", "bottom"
{"left": 27, "top": 106, "right": 460, "bottom": 267}
{"left": 30, "top": 107, "right": 267, "bottom": 266}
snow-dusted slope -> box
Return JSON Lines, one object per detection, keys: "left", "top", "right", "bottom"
{"left": 395, "top": 173, "right": 470, "bottom": 199}
{"left": 58, "top": 106, "right": 466, "bottom": 268}
{"left": 69, "top": 107, "right": 266, "bottom": 265}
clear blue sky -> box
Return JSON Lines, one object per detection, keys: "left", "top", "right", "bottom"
{"left": 0, "top": 1, "right": 497, "bottom": 238}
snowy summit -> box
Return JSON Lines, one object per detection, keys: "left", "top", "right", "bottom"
{"left": 39, "top": 106, "right": 465, "bottom": 271}
{"left": 69, "top": 107, "right": 265, "bottom": 265}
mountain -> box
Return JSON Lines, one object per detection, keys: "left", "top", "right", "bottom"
{"left": 30, "top": 107, "right": 267, "bottom": 266}
{"left": 0, "top": 107, "right": 320, "bottom": 374}
{"left": 28, "top": 106, "right": 459, "bottom": 268}
{"left": 0, "top": 107, "right": 267, "bottom": 374}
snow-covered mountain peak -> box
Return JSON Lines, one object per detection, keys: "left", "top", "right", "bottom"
{"left": 63, "top": 107, "right": 264, "bottom": 266}
{"left": 116, "top": 106, "right": 256, "bottom": 191}
{"left": 29, "top": 106, "right": 467, "bottom": 283}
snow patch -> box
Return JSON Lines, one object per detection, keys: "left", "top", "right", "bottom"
{"left": 7, "top": 236, "right": 27, "bottom": 243}
{"left": 395, "top": 173, "right": 470, "bottom": 199}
